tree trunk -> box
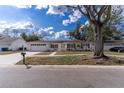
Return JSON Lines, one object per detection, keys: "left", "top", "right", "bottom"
{"left": 93, "top": 24, "right": 104, "bottom": 57}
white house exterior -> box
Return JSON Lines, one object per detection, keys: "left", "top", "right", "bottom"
{"left": 0, "top": 35, "right": 28, "bottom": 51}
{"left": 27, "top": 40, "right": 92, "bottom": 52}
{"left": 27, "top": 40, "right": 124, "bottom": 52}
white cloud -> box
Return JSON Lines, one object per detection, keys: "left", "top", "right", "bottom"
{"left": 62, "top": 10, "right": 82, "bottom": 26}
{"left": 46, "top": 5, "right": 67, "bottom": 16}
{"left": 62, "top": 19, "right": 70, "bottom": 26}
{"left": 35, "top": 5, "right": 48, "bottom": 9}
{"left": 38, "top": 26, "right": 54, "bottom": 36}
{"left": 0, "top": 21, "right": 7, "bottom": 24}
{"left": 54, "top": 30, "right": 69, "bottom": 39}
{"left": 44, "top": 27, "right": 53, "bottom": 32}
{"left": 38, "top": 27, "right": 69, "bottom": 39}
{"left": 13, "top": 5, "right": 67, "bottom": 16}
{"left": 0, "top": 21, "right": 69, "bottom": 39}
{"left": 0, "top": 21, "right": 35, "bottom": 36}
{"left": 13, "top": 5, "right": 32, "bottom": 8}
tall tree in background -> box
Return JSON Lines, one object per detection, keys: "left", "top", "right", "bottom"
{"left": 21, "top": 32, "right": 28, "bottom": 41}
{"left": 69, "top": 23, "right": 94, "bottom": 42}
{"left": 69, "top": 23, "right": 87, "bottom": 41}
{"left": 21, "top": 32, "right": 40, "bottom": 42}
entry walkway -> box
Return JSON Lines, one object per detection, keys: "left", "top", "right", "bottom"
{"left": 49, "top": 52, "right": 57, "bottom": 56}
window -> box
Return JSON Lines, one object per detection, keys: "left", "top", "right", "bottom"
{"left": 50, "top": 44, "right": 58, "bottom": 48}
{"left": 67, "top": 44, "right": 75, "bottom": 49}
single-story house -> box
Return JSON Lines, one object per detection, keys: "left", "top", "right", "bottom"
{"left": 27, "top": 40, "right": 91, "bottom": 52}
{"left": 27, "top": 40, "right": 124, "bottom": 52}
{"left": 0, "top": 35, "right": 28, "bottom": 51}
{"left": 104, "top": 40, "right": 124, "bottom": 50}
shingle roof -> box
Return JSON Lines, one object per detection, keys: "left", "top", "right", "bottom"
{"left": 28, "top": 40, "right": 124, "bottom": 44}
{"left": 28, "top": 40, "right": 84, "bottom": 44}
{"left": 0, "top": 36, "right": 18, "bottom": 45}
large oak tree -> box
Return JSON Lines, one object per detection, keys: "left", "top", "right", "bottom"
{"left": 66, "top": 5, "right": 112, "bottom": 57}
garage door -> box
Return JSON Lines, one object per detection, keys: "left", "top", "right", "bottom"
{"left": 30, "top": 46, "right": 48, "bottom": 51}
{"left": 1, "top": 48, "right": 9, "bottom": 51}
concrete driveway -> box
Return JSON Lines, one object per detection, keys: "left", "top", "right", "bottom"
{"left": 0, "top": 52, "right": 39, "bottom": 65}
{"left": 0, "top": 65, "right": 124, "bottom": 88}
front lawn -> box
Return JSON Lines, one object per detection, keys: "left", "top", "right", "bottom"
{"left": 56, "top": 51, "right": 93, "bottom": 55}
{"left": 0, "top": 51, "right": 19, "bottom": 55}
{"left": 16, "top": 55, "right": 124, "bottom": 65}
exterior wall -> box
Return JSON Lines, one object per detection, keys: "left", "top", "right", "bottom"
{"left": 10, "top": 39, "right": 28, "bottom": 51}
{"left": 104, "top": 43, "right": 124, "bottom": 51}
{"left": 61, "top": 43, "right": 67, "bottom": 51}
{"left": 28, "top": 43, "right": 49, "bottom": 52}
{"left": 28, "top": 42, "right": 93, "bottom": 52}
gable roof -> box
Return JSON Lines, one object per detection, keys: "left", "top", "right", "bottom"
{"left": 0, "top": 36, "right": 19, "bottom": 45}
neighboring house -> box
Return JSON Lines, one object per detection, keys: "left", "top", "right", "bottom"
{"left": 27, "top": 40, "right": 124, "bottom": 52}
{"left": 104, "top": 40, "right": 124, "bottom": 50}
{"left": 0, "top": 35, "right": 28, "bottom": 51}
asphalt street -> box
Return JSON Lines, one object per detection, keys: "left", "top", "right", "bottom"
{"left": 0, "top": 65, "right": 124, "bottom": 88}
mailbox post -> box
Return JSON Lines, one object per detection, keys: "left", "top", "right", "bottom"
{"left": 21, "top": 46, "right": 26, "bottom": 65}
{"left": 21, "top": 45, "right": 31, "bottom": 69}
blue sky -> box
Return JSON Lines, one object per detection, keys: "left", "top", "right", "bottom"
{"left": 1, "top": 5, "right": 123, "bottom": 40}
{"left": 0, "top": 5, "right": 88, "bottom": 40}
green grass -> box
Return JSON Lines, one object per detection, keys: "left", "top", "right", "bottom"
{"left": 0, "top": 51, "right": 19, "bottom": 55}
{"left": 16, "top": 55, "right": 124, "bottom": 65}
{"left": 35, "top": 52, "right": 52, "bottom": 55}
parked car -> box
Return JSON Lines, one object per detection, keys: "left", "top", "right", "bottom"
{"left": 109, "top": 47, "right": 124, "bottom": 52}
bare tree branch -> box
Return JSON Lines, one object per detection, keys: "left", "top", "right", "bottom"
{"left": 98, "top": 5, "right": 108, "bottom": 16}
{"left": 77, "top": 5, "right": 87, "bottom": 16}
{"left": 102, "top": 6, "right": 111, "bottom": 24}
{"left": 83, "top": 5, "right": 96, "bottom": 24}
{"left": 93, "top": 6, "right": 97, "bottom": 14}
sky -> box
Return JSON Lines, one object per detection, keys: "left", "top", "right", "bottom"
{"left": 0, "top": 5, "right": 123, "bottom": 40}
{"left": 0, "top": 5, "right": 88, "bottom": 40}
